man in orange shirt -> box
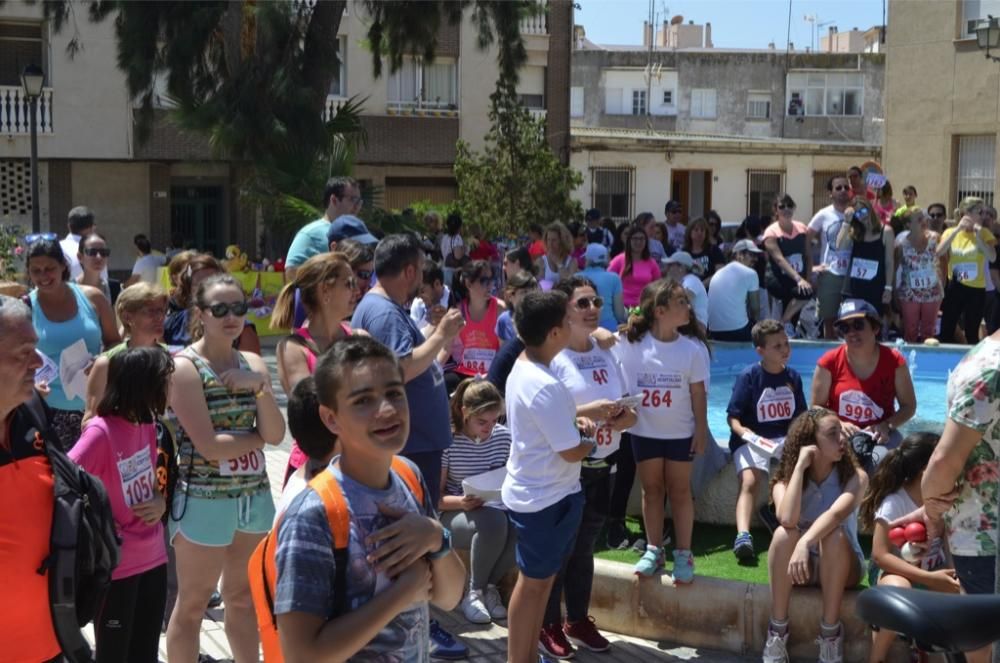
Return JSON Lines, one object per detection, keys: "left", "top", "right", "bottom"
{"left": 0, "top": 296, "right": 67, "bottom": 662}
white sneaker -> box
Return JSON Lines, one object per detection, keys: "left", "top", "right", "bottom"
{"left": 762, "top": 628, "right": 789, "bottom": 663}
{"left": 483, "top": 584, "right": 507, "bottom": 620}
{"left": 460, "top": 589, "right": 492, "bottom": 624}
{"left": 816, "top": 626, "right": 843, "bottom": 663}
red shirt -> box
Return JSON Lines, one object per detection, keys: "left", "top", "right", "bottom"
{"left": 528, "top": 239, "right": 546, "bottom": 259}
{"left": 818, "top": 345, "right": 905, "bottom": 426}
{"left": 456, "top": 297, "right": 500, "bottom": 376}
{"left": 469, "top": 240, "right": 499, "bottom": 262}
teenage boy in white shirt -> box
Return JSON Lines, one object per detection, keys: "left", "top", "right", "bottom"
{"left": 502, "top": 290, "right": 597, "bottom": 663}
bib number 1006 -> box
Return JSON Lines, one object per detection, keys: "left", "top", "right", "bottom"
{"left": 759, "top": 400, "right": 792, "bottom": 421}
{"left": 641, "top": 389, "right": 672, "bottom": 408}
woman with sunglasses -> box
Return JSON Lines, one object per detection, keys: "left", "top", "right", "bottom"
{"left": 76, "top": 233, "right": 121, "bottom": 306}
{"left": 539, "top": 276, "right": 637, "bottom": 658}
{"left": 272, "top": 253, "right": 360, "bottom": 484}
{"left": 607, "top": 225, "right": 661, "bottom": 308}
{"left": 166, "top": 273, "right": 284, "bottom": 663}
{"left": 837, "top": 198, "right": 895, "bottom": 318}
{"left": 810, "top": 299, "right": 916, "bottom": 450}
{"left": 895, "top": 208, "right": 943, "bottom": 343}
{"left": 163, "top": 253, "right": 261, "bottom": 354}
{"left": 936, "top": 196, "right": 997, "bottom": 344}
{"left": 442, "top": 260, "right": 506, "bottom": 392}
{"left": 334, "top": 237, "right": 375, "bottom": 301}
{"left": 27, "top": 238, "right": 120, "bottom": 450}
{"left": 763, "top": 193, "right": 813, "bottom": 339}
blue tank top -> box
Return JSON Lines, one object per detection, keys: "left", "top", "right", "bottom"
{"left": 31, "top": 283, "right": 102, "bottom": 411}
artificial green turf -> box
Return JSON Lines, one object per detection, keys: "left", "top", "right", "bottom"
{"left": 594, "top": 517, "right": 873, "bottom": 586}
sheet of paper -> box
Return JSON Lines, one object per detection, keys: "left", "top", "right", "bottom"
{"left": 461, "top": 466, "right": 507, "bottom": 505}
{"left": 58, "top": 338, "right": 93, "bottom": 402}
{"left": 34, "top": 349, "right": 58, "bottom": 385}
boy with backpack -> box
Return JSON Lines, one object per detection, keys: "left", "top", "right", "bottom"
{"left": 502, "top": 291, "right": 597, "bottom": 663}
{"left": 270, "top": 336, "right": 465, "bottom": 661}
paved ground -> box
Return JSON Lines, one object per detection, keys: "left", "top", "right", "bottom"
{"left": 85, "top": 338, "right": 750, "bottom": 662}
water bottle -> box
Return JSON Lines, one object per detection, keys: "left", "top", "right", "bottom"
{"left": 908, "top": 349, "right": 917, "bottom": 379}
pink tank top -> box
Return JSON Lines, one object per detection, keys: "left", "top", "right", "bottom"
{"left": 456, "top": 297, "right": 500, "bottom": 376}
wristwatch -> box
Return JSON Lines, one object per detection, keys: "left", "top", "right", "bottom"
{"left": 427, "top": 526, "right": 453, "bottom": 561}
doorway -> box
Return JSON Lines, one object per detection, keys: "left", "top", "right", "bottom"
{"left": 670, "top": 170, "right": 713, "bottom": 222}
{"left": 171, "top": 186, "right": 224, "bottom": 257}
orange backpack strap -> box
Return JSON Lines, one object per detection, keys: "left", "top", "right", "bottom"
{"left": 390, "top": 456, "right": 425, "bottom": 507}
{"left": 309, "top": 469, "right": 352, "bottom": 615}
{"left": 250, "top": 518, "right": 284, "bottom": 663}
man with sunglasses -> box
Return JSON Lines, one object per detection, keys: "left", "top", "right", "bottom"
{"left": 926, "top": 203, "right": 948, "bottom": 234}
{"left": 808, "top": 176, "right": 853, "bottom": 339}
{"left": 285, "top": 176, "right": 362, "bottom": 281}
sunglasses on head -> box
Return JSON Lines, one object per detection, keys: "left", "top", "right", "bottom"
{"left": 574, "top": 296, "right": 604, "bottom": 310}
{"left": 83, "top": 248, "right": 110, "bottom": 258}
{"left": 835, "top": 318, "right": 869, "bottom": 334}
{"left": 201, "top": 301, "right": 249, "bottom": 318}
{"left": 25, "top": 232, "right": 58, "bottom": 244}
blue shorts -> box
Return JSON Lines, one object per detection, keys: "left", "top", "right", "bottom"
{"left": 631, "top": 434, "right": 695, "bottom": 463}
{"left": 953, "top": 555, "right": 995, "bottom": 595}
{"left": 169, "top": 488, "right": 275, "bottom": 547}
{"left": 509, "top": 491, "right": 584, "bottom": 579}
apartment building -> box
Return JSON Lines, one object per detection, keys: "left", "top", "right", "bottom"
{"left": 569, "top": 20, "right": 884, "bottom": 224}
{"left": 883, "top": 0, "right": 1000, "bottom": 211}
{"left": 0, "top": 1, "right": 571, "bottom": 270}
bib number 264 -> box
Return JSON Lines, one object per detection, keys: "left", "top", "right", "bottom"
{"left": 641, "top": 389, "right": 672, "bottom": 408}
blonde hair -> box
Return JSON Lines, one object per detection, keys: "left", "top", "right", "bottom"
{"left": 449, "top": 378, "right": 504, "bottom": 433}
{"left": 957, "top": 196, "right": 985, "bottom": 219}
{"left": 271, "top": 253, "right": 353, "bottom": 329}
{"left": 544, "top": 222, "right": 574, "bottom": 261}
{"left": 116, "top": 282, "right": 168, "bottom": 336}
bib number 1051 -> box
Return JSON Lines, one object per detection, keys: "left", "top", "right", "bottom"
{"left": 641, "top": 389, "right": 672, "bottom": 408}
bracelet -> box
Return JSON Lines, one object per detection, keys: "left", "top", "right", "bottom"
{"left": 884, "top": 285, "right": 893, "bottom": 291}
{"left": 255, "top": 387, "right": 271, "bottom": 399}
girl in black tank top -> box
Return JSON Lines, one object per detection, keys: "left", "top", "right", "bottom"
{"left": 838, "top": 200, "right": 895, "bottom": 313}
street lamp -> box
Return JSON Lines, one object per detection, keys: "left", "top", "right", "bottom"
{"left": 20, "top": 64, "right": 43, "bottom": 234}
{"left": 975, "top": 15, "right": 1000, "bottom": 63}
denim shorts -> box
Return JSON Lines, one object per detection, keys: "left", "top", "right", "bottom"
{"left": 953, "top": 555, "right": 995, "bottom": 595}
{"left": 168, "top": 488, "right": 275, "bottom": 547}
{"left": 631, "top": 434, "right": 695, "bottom": 463}
{"left": 508, "top": 491, "right": 584, "bottom": 579}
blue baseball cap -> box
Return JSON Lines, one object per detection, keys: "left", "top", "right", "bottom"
{"left": 327, "top": 215, "right": 378, "bottom": 246}
{"left": 836, "top": 298, "right": 880, "bottom": 323}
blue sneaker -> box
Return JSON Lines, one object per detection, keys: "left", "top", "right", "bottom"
{"left": 733, "top": 531, "right": 755, "bottom": 561}
{"left": 634, "top": 545, "right": 663, "bottom": 576}
{"left": 429, "top": 619, "right": 467, "bottom": 660}
{"left": 673, "top": 549, "right": 695, "bottom": 584}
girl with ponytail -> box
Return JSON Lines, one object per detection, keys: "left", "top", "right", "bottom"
{"left": 439, "top": 378, "right": 516, "bottom": 625}
{"left": 859, "top": 432, "right": 960, "bottom": 663}
{"left": 613, "top": 278, "right": 709, "bottom": 582}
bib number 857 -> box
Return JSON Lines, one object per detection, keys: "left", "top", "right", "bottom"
{"left": 641, "top": 389, "right": 672, "bottom": 408}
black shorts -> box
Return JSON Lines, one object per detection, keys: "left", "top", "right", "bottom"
{"left": 631, "top": 434, "right": 695, "bottom": 462}
{"left": 765, "top": 274, "right": 811, "bottom": 306}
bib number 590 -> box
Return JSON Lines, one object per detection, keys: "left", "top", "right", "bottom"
{"left": 641, "top": 389, "right": 672, "bottom": 408}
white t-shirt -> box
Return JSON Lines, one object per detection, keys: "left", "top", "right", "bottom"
{"left": 440, "top": 234, "right": 464, "bottom": 261}
{"left": 501, "top": 359, "right": 582, "bottom": 513}
{"left": 550, "top": 340, "right": 628, "bottom": 459}
{"left": 409, "top": 286, "right": 450, "bottom": 330}
{"left": 808, "top": 205, "right": 850, "bottom": 276}
{"left": 274, "top": 469, "right": 309, "bottom": 524}
{"left": 665, "top": 222, "right": 686, "bottom": 251}
{"left": 132, "top": 253, "right": 166, "bottom": 283}
{"left": 613, "top": 333, "right": 709, "bottom": 438}
{"left": 873, "top": 487, "right": 919, "bottom": 525}
{"left": 682, "top": 273, "right": 709, "bottom": 327}
{"left": 707, "top": 261, "right": 760, "bottom": 333}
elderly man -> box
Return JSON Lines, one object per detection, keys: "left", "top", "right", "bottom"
{"left": 0, "top": 295, "right": 82, "bottom": 662}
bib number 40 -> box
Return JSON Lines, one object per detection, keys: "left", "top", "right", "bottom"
{"left": 641, "top": 389, "right": 672, "bottom": 408}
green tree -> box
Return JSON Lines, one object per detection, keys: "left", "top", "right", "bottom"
{"left": 455, "top": 81, "right": 583, "bottom": 238}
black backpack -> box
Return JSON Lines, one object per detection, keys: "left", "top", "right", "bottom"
{"left": 25, "top": 393, "right": 121, "bottom": 663}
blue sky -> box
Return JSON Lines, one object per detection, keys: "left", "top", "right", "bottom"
{"left": 577, "top": 0, "right": 887, "bottom": 50}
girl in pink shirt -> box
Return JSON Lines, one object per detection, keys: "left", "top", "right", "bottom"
{"left": 70, "top": 346, "right": 173, "bottom": 663}
{"left": 608, "top": 225, "right": 662, "bottom": 307}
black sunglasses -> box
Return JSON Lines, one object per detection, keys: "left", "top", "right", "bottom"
{"left": 833, "top": 185, "right": 850, "bottom": 192}
{"left": 574, "top": 296, "right": 604, "bottom": 310}
{"left": 929, "top": 213, "right": 945, "bottom": 219}
{"left": 83, "top": 248, "right": 110, "bottom": 258}
{"left": 835, "top": 318, "right": 869, "bottom": 334}
{"left": 355, "top": 269, "right": 373, "bottom": 282}
{"left": 476, "top": 276, "right": 493, "bottom": 287}
{"left": 201, "top": 301, "right": 249, "bottom": 318}
{"left": 776, "top": 203, "right": 793, "bottom": 210}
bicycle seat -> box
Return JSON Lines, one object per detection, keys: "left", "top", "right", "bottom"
{"left": 856, "top": 586, "right": 1000, "bottom": 652}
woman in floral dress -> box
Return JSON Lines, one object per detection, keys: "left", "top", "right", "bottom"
{"left": 895, "top": 208, "right": 943, "bottom": 342}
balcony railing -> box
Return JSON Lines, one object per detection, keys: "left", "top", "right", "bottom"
{"left": 0, "top": 86, "right": 54, "bottom": 135}
{"left": 528, "top": 108, "right": 547, "bottom": 121}
{"left": 520, "top": 0, "right": 548, "bottom": 35}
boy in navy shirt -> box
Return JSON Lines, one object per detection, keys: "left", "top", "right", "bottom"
{"left": 726, "top": 319, "right": 807, "bottom": 559}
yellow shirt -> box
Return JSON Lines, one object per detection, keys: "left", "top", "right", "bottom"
{"left": 943, "top": 226, "right": 997, "bottom": 289}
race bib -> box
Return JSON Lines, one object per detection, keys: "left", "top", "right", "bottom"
{"left": 954, "top": 262, "right": 979, "bottom": 283}
{"left": 637, "top": 372, "right": 681, "bottom": 409}
{"left": 829, "top": 250, "right": 851, "bottom": 277}
{"left": 756, "top": 387, "right": 795, "bottom": 423}
{"left": 838, "top": 389, "right": 884, "bottom": 424}
{"left": 850, "top": 258, "right": 880, "bottom": 281}
{"left": 219, "top": 449, "right": 266, "bottom": 477}
{"left": 570, "top": 354, "right": 613, "bottom": 387}
{"left": 907, "top": 268, "right": 937, "bottom": 290}
{"left": 786, "top": 253, "right": 803, "bottom": 274}
{"left": 461, "top": 348, "right": 496, "bottom": 375}
{"left": 118, "top": 447, "right": 156, "bottom": 508}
